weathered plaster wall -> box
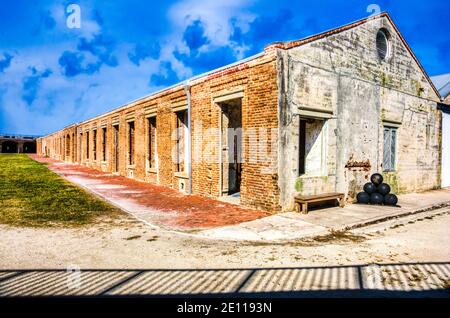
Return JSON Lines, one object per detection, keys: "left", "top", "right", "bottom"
{"left": 278, "top": 16, "right": 441, "bottom": 210}
{"left": 304, "top": 119, "right": 327, "bottom": 176}
{"left": 442, "top": 111, "right": 450, "bottom": 188}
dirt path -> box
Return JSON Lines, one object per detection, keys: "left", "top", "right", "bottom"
{"left": 1, "top": 212, "right": 448, "bottom": 270}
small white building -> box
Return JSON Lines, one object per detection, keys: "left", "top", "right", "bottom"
{"left": 431, "top": 74, "right": 450, "bottom": 188}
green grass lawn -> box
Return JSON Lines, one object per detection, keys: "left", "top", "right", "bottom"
{"left": 0, "top": 154, "right": 122, "bottom": 227}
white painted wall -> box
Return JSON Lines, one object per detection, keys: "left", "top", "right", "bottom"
{"left": 442, "top": 112, "right": 450, "bottom": 187}
{"left": 305, "top": 119, "right": 327, "bottom": 177}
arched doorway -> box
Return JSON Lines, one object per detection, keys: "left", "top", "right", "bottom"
{"left": 2, "top": 141, "right": 18, "bottom": 153}
{"left": 23, "top": 142, "right": 36, "bottom": 153}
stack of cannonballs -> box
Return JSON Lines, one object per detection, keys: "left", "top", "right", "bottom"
{"left": 357, "top": 173, "right": 398, "bottom": 206}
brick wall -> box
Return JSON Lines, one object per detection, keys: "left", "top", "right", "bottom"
{"left": 37, "top": 13, "right": 443, "bottom": 213}
{"left": 38, "top": 51, "right": 282, "bottom": 212}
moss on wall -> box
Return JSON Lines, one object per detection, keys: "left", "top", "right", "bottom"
{"left": 381, "top": 108, "right": 386, "bottom": 121}
{"left": 382, "top": 172, "right": 399, "bottom": 194}
{"left": 412, "top": 79, "right": 424, "bottom": 97}
{"left": 381, "top": 72, "right": 389, "bottom": 86}
{"left": 295, "top": 177, "right": 304, "bottom": 192}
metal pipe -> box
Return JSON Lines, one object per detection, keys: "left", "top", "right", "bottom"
{"left": 184, "top": 81, "right": 192, "bottom": 195}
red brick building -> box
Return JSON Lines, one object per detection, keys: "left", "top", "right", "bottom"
{"left": 38, "top": 44, "right": 280, "bottom": 211}
{"left": 37, "top": 13, "right": 443, "bottom": 212}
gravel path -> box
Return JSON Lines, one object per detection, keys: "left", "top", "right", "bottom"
{"left": 1, "top": 212, "right": 449, "bottom": 270}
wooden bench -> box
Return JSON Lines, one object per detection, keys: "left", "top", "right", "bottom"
{"left": 294, "top": 192, "right": 345, "bottom": 214}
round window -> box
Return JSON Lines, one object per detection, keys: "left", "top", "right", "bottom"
{"left": 376, "top": 28, "right": 391, "bottom": 60}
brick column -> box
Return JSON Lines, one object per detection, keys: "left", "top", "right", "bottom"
{"left": 134, "top": 109, "right": 146, "bottom": 180}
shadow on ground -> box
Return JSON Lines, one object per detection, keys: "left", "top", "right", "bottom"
{"left": 1, "top": 262, "right": 449, "bottom": 298}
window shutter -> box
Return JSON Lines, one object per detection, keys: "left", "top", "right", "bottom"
{"left": 383, "top": 128, "right": 391, "bottom": 171}
{"left": 390, "top": 129, "right": 396, "bottom": 170}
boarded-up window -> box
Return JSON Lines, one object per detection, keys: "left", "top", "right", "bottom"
{"left": 176, "top": 110, "right": 187, "bottom": 172}
{"left": 383, "top": 127, "right": 397, "bottom": 171}
{"left": 93, "top": 129, "right": 97, "bottom": 160}
{"left": 148, "top": 117, "right": 157, "bottom": 168}
{"left": 128, "top": 122, "right": 135, "bottom": 165}
{"left": 66, "top": 135, "right": 70, "bottom": 159}
{"left": 113, "top": 125, "right": 119, "bottom": 172}
{"left": 86, "top": 131, "right": 89, "bottom": 159}
{"left": 102, "top": 127, "right": 107, "bottom": 161}
{"left": 79, "top": 132, "right": 83, "bottom": 161}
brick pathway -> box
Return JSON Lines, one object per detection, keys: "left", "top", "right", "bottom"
{"left": 30, "top": 155, "right": 269, "bottom": 230}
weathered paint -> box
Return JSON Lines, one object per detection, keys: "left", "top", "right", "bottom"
{"left": 38, "top": 14, "right": 443, "bottom": 213}
{"left": 278, "top": 16, "right": 441, "bottom": 210}
{"left": 442, "top": 111, "right": 450, "bottom": 187}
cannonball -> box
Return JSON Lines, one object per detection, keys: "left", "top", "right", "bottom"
{"left": 384, "top": 193, "right": 398, "bottom": 206}
{"left": 363, "top": 182, "right": 376, "bottom": 194}
{"left": 377, "top": 183, "right": 391, "bottom": 195}
{"left": 370, "top": 192, "right": 384, "bottom": 205}
{"left": 370, "top": 173, "right": 384, "bottom": 186}
{"left": 357, "top": 192, "right": 370, "bottom": 204}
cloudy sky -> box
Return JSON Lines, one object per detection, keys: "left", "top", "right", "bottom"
{"left": 0, "top": 0, "right": 449, "bottom": 135}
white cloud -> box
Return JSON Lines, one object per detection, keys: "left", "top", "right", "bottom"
{"left": 0, "top": 43, "right": 161, "bottom": 135}
{"left": 48, "top": 2, "right": 101, "bottom": 40}
{"left": 168, "top": 0, "right": 255, "bottom": 57}
{"left": 0, "top": 0, "right": 258, "bottom": 135}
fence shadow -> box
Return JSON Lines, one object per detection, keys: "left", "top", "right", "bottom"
{"left": 0, "top": 262, "right": 449, "bottom": 298}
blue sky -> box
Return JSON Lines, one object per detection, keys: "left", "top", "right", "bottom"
{"left": 0, "top": 0, "right": 449, "bottom": 135}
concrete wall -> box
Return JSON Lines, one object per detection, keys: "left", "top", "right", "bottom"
{"left": 442, "top": 111, "right": 450, "bottom": 187}
{"left": 444, "top": 95, "right": 450, "bottom": 104}
{"left": 442, "top": 96, "right": 450, "bottom": 188}
{"left": 278, "top": 16, "right": 441, "bottom": 210}
{"left": 0, "top": 138, "right": 37, "bottom": 153}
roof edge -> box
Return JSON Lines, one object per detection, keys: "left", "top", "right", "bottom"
{"left": 40, "top": 12, "right": 442, "bottom": 138}
{"left": 40, "top": 51, "right": 268, "bottom": 138}
{"left": 264, "top": 12, "right": 440, "bottom": 99}
{"left": 264, "top": 12, "right": 387, "bottom": 51}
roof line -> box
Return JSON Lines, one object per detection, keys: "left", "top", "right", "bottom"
{"left": 42, "top": 11, "right": 441, "bottom": 137}
{"left": 264, "top": 12, "right": 387, "bottom": 50}
{"left": 57, "top": 51, "right": 266, "bottom": 130}
{"left": 382, "top": 13, "right": 441, "bottom": 99}
{"left": 437, "top": 81, "right": 450, "bottom": 97}
{"left": 264, "top": 12, "right": 440, "bottom": 99}
{"left": 0, "top": 133, "right": 41, "bottom": 138}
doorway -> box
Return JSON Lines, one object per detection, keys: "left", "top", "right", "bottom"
{"left": 65, "top": 135, "right": 71, "bottom": 160}
{"left": 220, "top": 98, "right": 242, "bottom": 196}
{"left": 23, "top": 142, "right": 36, "bottom": 153}
{"left": 113, "top": 125, "right": 119, "bottom": 172}
{"left": 2, "top": 141, "right": 18, "bottom": 153}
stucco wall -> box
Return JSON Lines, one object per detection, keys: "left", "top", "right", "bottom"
{"left": 442, "top": 111, "right": 450, "bottom": 188}
{"left": 278, "top": 16, "right": 441, "bottom": 210}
